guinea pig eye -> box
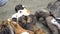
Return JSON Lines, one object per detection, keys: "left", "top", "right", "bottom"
{"left": 20, "top": 11, "right": 22, "bottom": 13}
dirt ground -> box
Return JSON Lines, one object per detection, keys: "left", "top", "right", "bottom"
{"left": 0, "top": 0, "right": 56, "bottom": 34}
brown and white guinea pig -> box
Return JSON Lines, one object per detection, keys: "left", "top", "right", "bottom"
{"left": 18, "top": 14, "right": 37, "bottom": 31}
{"left": 0, "top": 21, "right": 14, "bottom": 34}
{"left": 11, "top": 4, "right": 30, "bottom": 22}
{"left": 8, "top": 18, "right": 34, "bottom": 34}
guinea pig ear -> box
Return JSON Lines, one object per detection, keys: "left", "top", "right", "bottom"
{"left": 15, "top": 4, "right": 22, "bottom": 13}
{"left": 15, "top": 5, "right": 18, "bottom": 12}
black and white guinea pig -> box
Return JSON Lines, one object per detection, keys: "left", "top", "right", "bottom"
{"left": 11, "top": 4, "right": 30, "bottom": 22}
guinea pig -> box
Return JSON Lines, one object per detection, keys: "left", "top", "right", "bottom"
{"left": 11, "top": 4, "right": 30, "bottom": 22}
